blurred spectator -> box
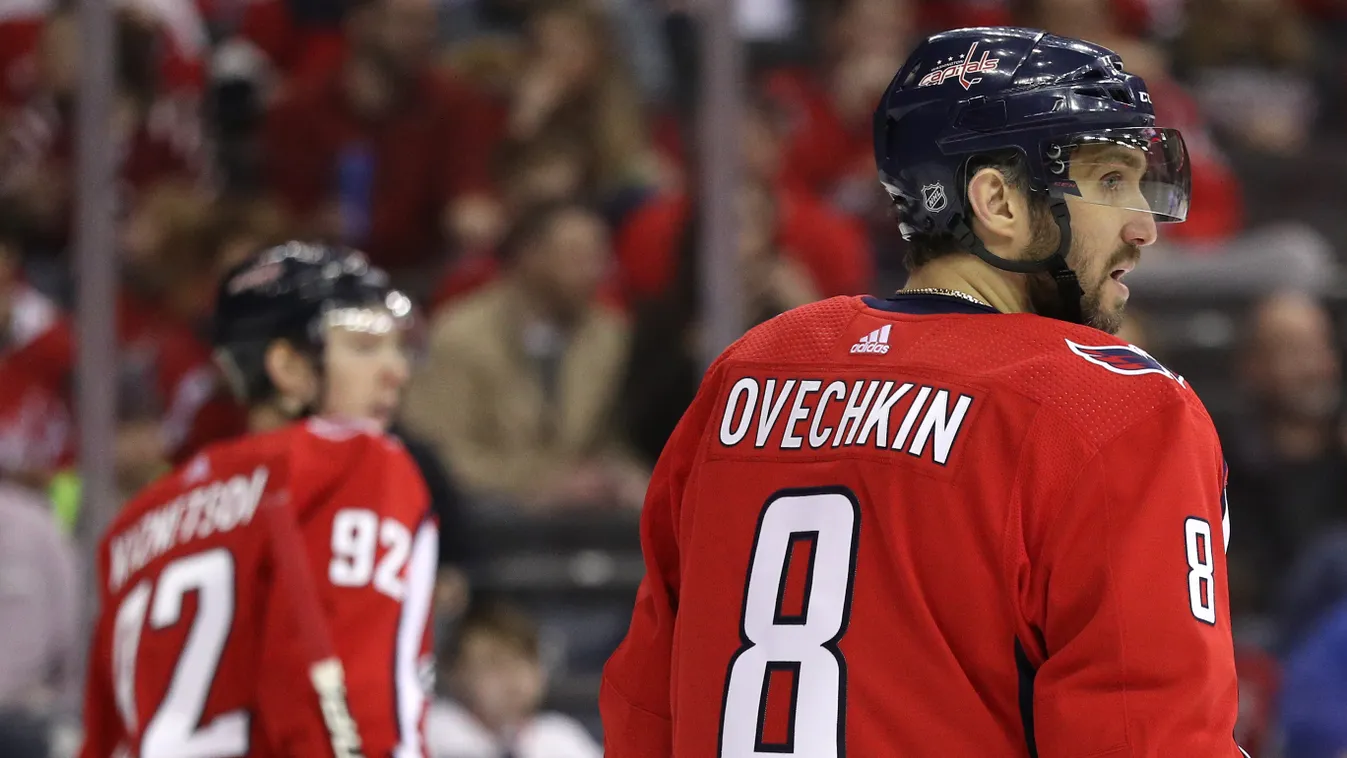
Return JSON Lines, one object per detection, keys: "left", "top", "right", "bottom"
{"left": 615, "top": 92, "right": 871, "bottom": 309}
{"left": 444, "top": 0, "right": 674, "bottom": 105}
{"left": 1278, "top": 596, "right": 1347, "bottom": 758}
{"left": 1276, "top": 528, "right": 1347, "bottom": 654}
{"left": 428, "top": 600, "right": 601, "bottom": 758}
{"left": 402, "top": 200, "right": 645, "bottom": 509}
{"left": 0, "top": 210, "right": 55, "bottom": 357}
{"left": 0, "top": 0, "right": 208, "bottom": 111}
{"left": 0, "top": 3, "right": 206, "bottom": 252}
{"left": 1218, "top": 291, "right": 1347, "bottom": 619}
{"left": 200, "top": 193, "right": 290, "bottom": 295}
{"left": 428, "top": 133, "right": 597, "bottom": 311}
{"left": 198, "top": 0, "right": 347, "bottom": 86}
{"left": 0, "top": 481, "right": 79, "bottom": 727}
{"left": 263, "top": 0, "right": 502, "bottom": 285}
{"left": 0, "top": 211, "right": 69, "bottom": 484}
{"left": 120, "top": 180, "right": 222, "bottom": 330}
{"left": 762, "top": 0, "right": 915, "bottom": 217}
{"left": 503, "top": 0, "right": 664, "bottom": 220}
{"left": 0, "top": 182, "right": 247, "bottom": 493}
{"left": 1173, "top": 0, "right": 1318, "bottom": 157}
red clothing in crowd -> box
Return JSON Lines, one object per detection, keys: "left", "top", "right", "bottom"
{"left": 0, "top": 0, "right": 205, "bottom": 110}
{"left": 196, "top": 0, "right": 347, "bottom": 84}
{"left": 1, "top": 293, "right": 245, "bottom": 470}
{"left": 615, "top": 190, "right": 874, "bottom": 304}
{"left": 264, "top": 68, "right": 498, "bottom": 271}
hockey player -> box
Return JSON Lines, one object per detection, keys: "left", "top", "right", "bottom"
{"left": 601, "top": 27, "right": 1248, "bottom": 757}
{"left": 79, "top": 243, "right": 437, "bottom": 758}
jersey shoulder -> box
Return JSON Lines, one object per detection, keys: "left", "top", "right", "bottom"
{"left": 108, "top": 428, "right": 288, "bottom": 539}
{"left": 723, "top": 296, "right": 862, "bottom": 366}
{"left": 717, "top": 298, "right": 1209, "bottom": 452}
{"left": 936, "top": 313, "right": 1207, "bottom": 449}
{"left": 283, "top": 417, "right": 427, "bottom": 519}
{"left": 286, "top": 417, "right": 417, "bottom": 471}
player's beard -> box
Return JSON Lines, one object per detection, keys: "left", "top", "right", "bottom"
{"left": 1022, "top": 204, "right": 1138, "bottom": 335}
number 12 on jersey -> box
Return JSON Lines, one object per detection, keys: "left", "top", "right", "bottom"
{"left": 719, "top": 489, "right": 860, "bottom": 758}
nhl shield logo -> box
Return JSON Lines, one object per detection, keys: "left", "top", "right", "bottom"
{"left": 921, "top": 182, "right": 947, "bottom": 213}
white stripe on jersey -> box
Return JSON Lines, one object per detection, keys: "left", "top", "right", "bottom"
{"left": 393, "top": 520, "right": 439, "bottom": 758}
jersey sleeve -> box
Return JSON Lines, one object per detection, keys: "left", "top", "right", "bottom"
{"left": 600, "top": 357, "right": 727, "bottom": 758}
{"left": 254, "top": 489, "right": 365, "bottom": 758}
{"left": 290, "top": 430, "right": 437, "bottom": 758}
{"left": 1023, "top": 397, "right": 1245, "bottom": 757}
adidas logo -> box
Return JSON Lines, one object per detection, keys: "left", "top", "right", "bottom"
{"left": 850, "top": 325, "right": 891, "bottom": 355}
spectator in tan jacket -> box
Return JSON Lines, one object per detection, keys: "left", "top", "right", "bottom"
{"left": 402, "top": 200, "right": 645, "bottom": 509}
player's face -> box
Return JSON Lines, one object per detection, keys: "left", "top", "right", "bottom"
{"left": 321, "top": 307, "right": 410, "bottom": 429}
{"left": 1025, "top": 144, "right": 1158, "bottom": 334}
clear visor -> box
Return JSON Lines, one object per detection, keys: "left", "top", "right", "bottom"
{"left": 1042, "top": 127, "right": 1190, "bottom": 223}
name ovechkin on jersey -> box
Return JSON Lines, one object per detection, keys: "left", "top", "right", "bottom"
{"left": 717, "top": 376, "right": 974, "bottom": 465}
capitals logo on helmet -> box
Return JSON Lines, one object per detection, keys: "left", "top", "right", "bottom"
{"left": 1066, "top": 339, "right": 1185, "bottom": 385}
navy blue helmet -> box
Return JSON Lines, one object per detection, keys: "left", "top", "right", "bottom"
{"left": 213, "top": 241, "right": 411, "bottom": 404}
{"left": 874, "top": 27, "right": 1191, "bottom": 318}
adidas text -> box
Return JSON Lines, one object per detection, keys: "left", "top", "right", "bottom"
{"left": 850, "top": 325, "right": 892, "bottom": 355}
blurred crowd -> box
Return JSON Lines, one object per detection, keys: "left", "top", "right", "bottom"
{"left": 2, "top": 0, "right": 1347, "bottom": 756}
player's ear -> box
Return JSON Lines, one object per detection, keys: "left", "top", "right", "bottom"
{"left": 966, "top": 167, "right": 1021, "bottom": 252}
{"left": 263, "top": 339, "right": 318, "bottom": 410}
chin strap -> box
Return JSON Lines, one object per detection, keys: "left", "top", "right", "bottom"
{"left": 951, "top": 195, "right": 1084, "bottom": 325}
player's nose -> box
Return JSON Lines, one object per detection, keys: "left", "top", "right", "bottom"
{"left": 1125, "top": 209, "right": 1159, "bottom": 248}
{"left": 383, "top": 351, "right": 411, "bottom": 388}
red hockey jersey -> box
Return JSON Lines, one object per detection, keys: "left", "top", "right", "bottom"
{"left": 601, "top": 294, "right": 1245, "bottom": 758}
{"left": 80, "top": 417, "right": 437, "bottom": 758}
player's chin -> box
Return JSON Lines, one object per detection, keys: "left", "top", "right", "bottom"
{"left": 1089, "top": 304, "right": 1127, "bottom": 335}
{"left": 1085, "top": 293, "right": 1128, "bottom": 335}
{"left": 367, "top": 403, "right": 396, "bottom": 430}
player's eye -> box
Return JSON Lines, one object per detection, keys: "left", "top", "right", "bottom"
{"left": 1100, "top": 171, "right": 1126, "bottom": 192}
{"left": 348, "top": 332, "right": 383, "bottom": 354}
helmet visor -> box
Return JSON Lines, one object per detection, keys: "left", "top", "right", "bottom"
{"left": 1042, "top": 127, "right": 1190, "bottom": 223}
{"left": 321, "top": 290, "right": 415, "bottom": 337}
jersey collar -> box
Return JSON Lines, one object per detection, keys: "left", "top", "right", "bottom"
{"left": 863, "top": 293, "right": 1001, "bottom": 316}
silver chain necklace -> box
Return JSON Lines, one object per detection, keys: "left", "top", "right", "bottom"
{"left": 898, "top": 287, "right": 990, "bottom": 307}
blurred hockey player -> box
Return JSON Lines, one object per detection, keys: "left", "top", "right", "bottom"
{"left": 601, "top": 27, "right": 1249, "bottom": 758}
{"left": 79, "top": 243, "right": 437, "bottom": 758}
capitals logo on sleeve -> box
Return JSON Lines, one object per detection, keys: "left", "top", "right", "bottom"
{"left": 1066, "top": 339, "right": 1186, "bottom": 386}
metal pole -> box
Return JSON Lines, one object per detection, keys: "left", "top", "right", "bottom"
{"left": 697, "top": 0, "right": 744, "bottom": 371}
{"left": 75, "top": 0, "right": 117, "bottom": 594}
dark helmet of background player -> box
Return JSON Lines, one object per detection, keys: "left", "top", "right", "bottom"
{"left": 873, "top": 26, "right": 1191, "bottom": 324}
{"left": 212, "top": 241, "right": 412, "bottom": 407}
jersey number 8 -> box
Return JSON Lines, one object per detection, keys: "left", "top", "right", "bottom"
{"left": 1185, "top": 516, "right": 1217, "bottom": 625}
{"left": 719, "top": 489, "right": 860, "bottom": 758}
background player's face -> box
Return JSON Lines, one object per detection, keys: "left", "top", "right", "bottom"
{"left": 1024, "top": 144, "right": 1159, "bottom": 334}
{"left": 320, "top": 309, "right": 410, "bottom": 429}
